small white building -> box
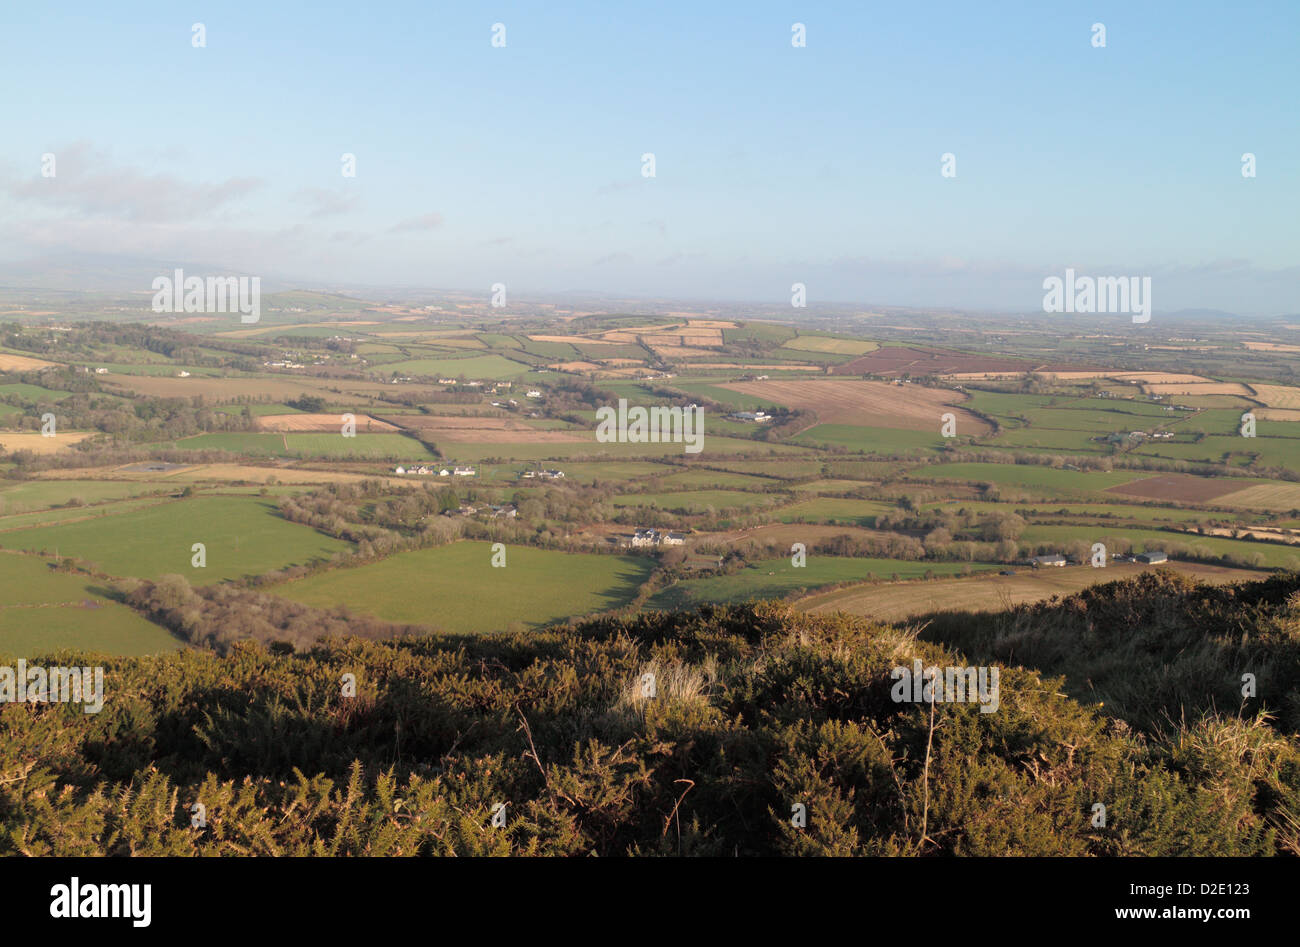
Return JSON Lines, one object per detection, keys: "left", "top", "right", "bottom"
{"left": 629, "top": 528, "right": 685, "bottom": 548}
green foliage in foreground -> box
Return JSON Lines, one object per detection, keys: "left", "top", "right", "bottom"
{"left": 3, "top": 581, "right": 1299, "bottom": 856}
{"left": 923, "top": 569, "right": 1300, "bottom": 734}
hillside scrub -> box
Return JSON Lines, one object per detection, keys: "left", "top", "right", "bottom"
{"left": 4, "top": 589, "right": 1298, "bottom": 856}
{"left": 921, "top": 569, "right": 1300, "bottom": 736}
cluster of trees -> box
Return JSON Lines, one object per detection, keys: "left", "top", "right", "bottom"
{"left": 926, "top": 445, "right": 1298, "bottom": 484}
{"left": 122, "top": 574, "right": 427, "bottom": 652}
{"left": 2, "top": 323, "right": 266, "bottom": 371}
{"left": 1017, "top": 536, "right": 1284, "bottom": 570}
{"left": 285, "top": 395, "right": 328, "bottom": 412}
{"left": 8, "top": 577, "right": 1300, "bottom": 855}
{"left": 274, "top": 481, "right": 646, "bottom": 569}
{"left": 746, "top": 406, "right": 810, "bottom": 442}
{"left": 278, "top": 480, "right": 620, "bottom": 537}
{"left": 709, "top": 527, "right": 1021, "bottom": 566}
{"left": 409, "top": 390, "right": 484, "bottom": 405}
{"left": 1, "top": 383, "right": 257, "bottom": 456}
{"left": 277, "top": 482, "right": 463, "bottom": 560}
{"left": 876, "top": 508, "right": 1027, "bottom": 541}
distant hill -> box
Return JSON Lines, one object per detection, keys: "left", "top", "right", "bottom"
{"left": 0, "top": 253, "right": 302, "bottom": 294}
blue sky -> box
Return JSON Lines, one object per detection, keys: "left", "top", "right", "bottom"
{"left": 1, "top": 1, "right": 1296, "bottom": 313}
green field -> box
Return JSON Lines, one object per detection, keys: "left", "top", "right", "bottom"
{"left": 708, "top": 458, "right": 826, "bottom": 478}
{"left": 0, "top": 552, "right": 184, "bottom": 656}
{"left": 273, "top": 542, "right": 654, "bottom": 633}
{"left": 822, "top": 460, "right": 907, "bottom": 480}
{"left": 167, "top": 433, "right": 291, "bottom": 456}
{"left": 517, "top": 339, "right": 577, "bottom": 358}
{"left": 1020, "top": 524, "right": 1300, "bottom": 569}
{"left": 475, "top": 333, "right": 525, "bottom": 349}
{"left": 961, "top": 392, "right": 1060, "bottom": 426}
{"left": 664, "top": 383, "right": 774, "bottom": 411}
{"left": 285, "top": 433, "right": 436, "bottom": 459}
{"left": 789, "top": 479, "right": 881, "bottom": 494}
{"left": 775, "top": 497, "right": 898, "bottom": 526}
{"left": 906, "top": 462, "right": 1149, "bottom": 494}
{"left": 0, "top": 480, "right": 171, "bottom": 514}
{"left": 0, "top": 383, "right": 74, "bottom": 401}
{"left": 1024, "top": 403, "right": 1189, "bottom": 431}
{"left": 0, "top": 496, "right": 177, "bottom": 532}
{"left": 382, "top": 354, "right": 535, "bottom": 379}
{"left": 611, "top": 489, "right": 784, "bottom": 513}
{"left": 722, "top": 323, "right": 798, "bottom": 343}
{"left": 992, "top": 428, "right": 1110, "bottom": 453}
{"left": 655, "top": 469, "right": 777, "bottom": 490}
{"left": 647, "top": 556, "right": 994, "bottom": 609}
{"left": 793, "top": 425, "right": 949, "bottom": 452}
{"left": 587, "top": 382, "right": 663, "bottom": 406}
{"left": 170, "top": 432, "right": 436, "bottom": 460}
{"left": 212, "top": 402, "right": 303, "bottom": 416}
{"left": 431, "top": 433, "right": 808, "bottom": 463}
{"left": 921, "top": 499, "right": 1239, "bottom": 524}
{"left": 1133, "top": 434, "right": 1300, "bottom": 469}
{"left": 572, "top": 342, "right": 646, "bottom": 359}
{"left": 0, "top": 496, "right": 350, "bottom": 582}
{"left": 964, "top": 393, "right": 1186, "bottom": 439}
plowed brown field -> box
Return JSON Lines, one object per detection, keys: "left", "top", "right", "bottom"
{"left": 719, "top": 379, "right": 992, "bottom": 433}
{"left": 255, "top": 413, "right": 400, "bottom": 432}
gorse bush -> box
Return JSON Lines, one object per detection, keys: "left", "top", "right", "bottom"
{"left": 3, "top": 579, "right": 1299, "bottom": 856}
{"left": 921, "top": 570, "right": 1300, "bottom": 735}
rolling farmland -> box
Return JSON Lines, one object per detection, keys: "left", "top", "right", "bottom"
{"left": 273, "top": 542, "right": 654, "bottom": 633}
{"left": 0, "top": 495, "right": 349, "bottom": 582}
{"left": 4, "top": 309, "right": 1300, "bottom": 660}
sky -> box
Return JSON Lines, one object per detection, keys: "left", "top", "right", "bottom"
{"left": 1, "top": 1, "right": 1297, "bottom": 313}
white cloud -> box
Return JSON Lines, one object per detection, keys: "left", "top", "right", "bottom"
{"left": 388, "top": 212, "right": 444, "bottom": 233}
{"left": 4, "top": 142, "right": 261, "bottom": 222}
